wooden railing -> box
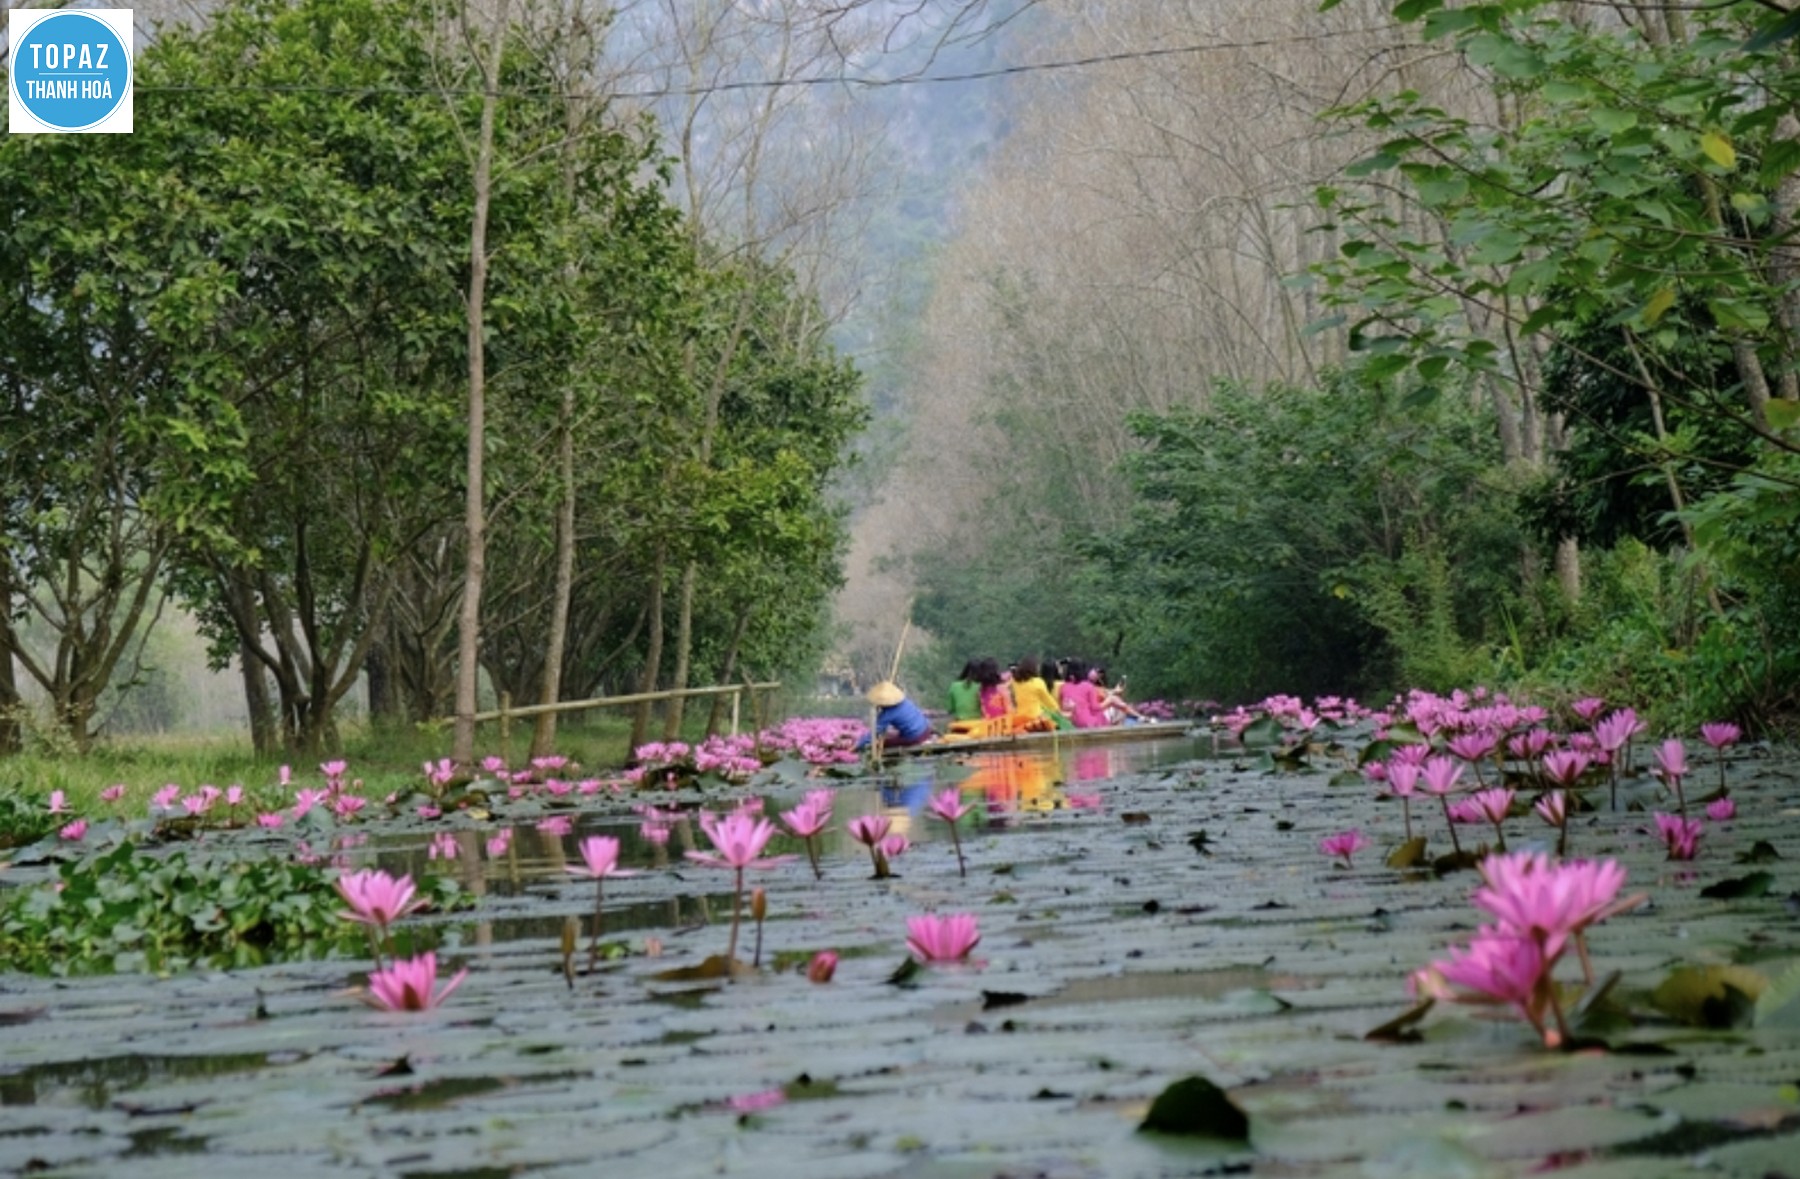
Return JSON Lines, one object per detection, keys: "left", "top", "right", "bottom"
{"left": 462, "top": 681, "right": 782, "bottom": 756}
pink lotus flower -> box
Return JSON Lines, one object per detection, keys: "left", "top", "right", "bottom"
{"left": 181, "top": 793, "right": 212, "bottom": 817}
{"left": 565, "top": 835, "right": 629, "bottom": 879}
{"left": 321, "top": 759, "right": 348, "bottom": 781}
{"left": 428, "top": 831, "right": 458, "bottom": 860}
{"left": 416, "top": 805, "right": 442, "bottom": 820}
{"left": 928, "top": 787, "right": 974, "bottom": 877}
{"left": 1654, "top": 738, "right": 1688, "bottom": 780}
{"left": 847, "top": 813, "right": 896, "bottom": 878}
{"left": 877, "top": 833, "right": 910, "bottom": 860}
{"left": 336, "top": 869, "right": 426, "bottom": 931}
{"left": 536, "top": 815, "right": 573, "bottom": 837}
{"left": 1471, "top": 787, "right": 1516, "bottom": 849}
{"left": 278, "top": 764, "right": 292, "bottom": 787}
{"left": 58, "top": 818, "right": 87, "bottom": 841}
{"left": 332, "top": 795, "right": 367, "bottom": 820}
{"left": 100, "top": 784, "right": 126, "bottom": 804}
{"left": 806, "top": 951, "right": 838, "bottom": 983}
{"left": 1534, "top": 791, "right": 1566, "bottom": 828}
{"left": 1542, "top": 749, "right": 1590, "bottom": 788}
{"left": 686, "top": 811, "right": 787, "bottom": 964}
{"left": 1421, "top": 755, "right": 1467, "bottom": 854}
{"left": 256, "top": 811, "right": 286, "bottom": 829}
{"left": 927, "top": 787, "right": 973, "bottom": 824}
{"left": 846, "top": 814, "right": 891, "bottom": 846}
{"left": 1420, "top": 756, "right": 1463, "bottom": 796}
{"left": 686, "top": 812, "right": 784, "bottom": 871}
{"left": 224, "top": 785, "right": 245, "bottom": 808}
{"left": 1701, "top": 722, "right": 1740, "bottom": 794}
{"left": 364, "top": 951, "right": 467, "bottom": 1012}
{"left": 906, "top": 913, "right": 981, "bottom": 963}
{"left": 47, "top": 790, "right": 70, "bottom": 815}
{"left": 481, "top": 756, "right": 508, "bottom": 774}
{"left": 1706, "top": 797, "right": 1736, "bottom": 821}
{"left": 1447, "top": 731, "right": 1498, "bottom": 773}
{"left": 1472, "top": 851, "right": 1628, "bottom": 961}
{"left": 1571, "top": 697, "right": 1606, "bottom": 723}
{"left": 1654, "top": 812, "right": 1702, "bottom": 861}
{"left": 725, "top": 1088, "right": 786, "bottom": 1114}
{"left": 1389, "top": 742, "right": 1431, "bottom": 767}
{"left": 1384, "top": 760, "right": 1421, "bottom": 840}
{"left": 152, "top": 784, "right": 181, "bottom": 810}
{"left": 1418, "top": 927, "right": 1559, "bottom": 1046}
{"left": 780, "top": 796, "right": 832, "bottom": 883}
{"left": 1319, "top": 828, "right": 1369, "bottom": 867}
{"left": 486, "top": 829, "right": 511, "bottom": 858}
{"left": 568, "top": 835, "right": 634, "bottom": 966}
{"left": 1700, "top": 721, "right": 1741, "bottom": 751}
{"left": 1508, "top": 729, "right": 1554, "bottom": 761}
{"left": 292, "top": 789, "right": 328, "bottom": 818}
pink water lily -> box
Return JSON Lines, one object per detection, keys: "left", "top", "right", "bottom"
{"left": 906, "top": 913, "right": 981, "bottom": 963}
{"left": 1654, "top": 812, "right": 1702, "bottom": 861}
{"left": 1384, "top": 760, "right": 1420, "bottom": 841}
{"left": 1471, "top": 851, "right": 1632, "bottom": 972}
{"left": 1416, "top": 927, "right": 1561, "bottom": 1047}
{"left": 1706, "top": 797, "right": 1736, "bottom": 821}
{"left": 847, "top": 814, "right": 895, "bottom": 879}
{"left": 1319, "top": 828, "right": 1369, "bottom": 867}
{"left": 1421, "top": 756, "right": 1467, "bottom": 855}
{"left": 1654, "top": 738, "right": 1690, "bottom": 816}
{"left": 364, "top": 951, "right": 467, "bottom": 1013}
{"left": 100, "top": 784, "right": 126, "bottom": 804}
{"left": 927, "top": 787, "right": 975, "bottom": 877}
{"left": 1594, "top": 710, "right": 1645, "bottom": 808}
{"left": 1571, "top": 697, "right": 1606, "bottom": 723}
{"left": 1470, "top": 787, "right": 1515, "bottom": 850}
{"left": 807, "top": 950, "right": 838, "bottom": 983}
{"left": 877, "top": 833, "right": 910, "bottom": 861}
{"left": 568, "top": 835, "right": 635, "bottom": 968}
{"left": 336, "top": 869, "right": 426, "bottom": 932}
{"left": 780, "top": 795, "right": 832, "bottom": 880}
{"left": 1701, "top": 721, "right": 1740, "bottom": 794}
{"left": 428, "top": 831, "right": 457, "bottom": 860}
{"left": 687, "top": 810, "right": 789, "bottom": 965}
{"left": 46, "top": 790, "right": 70, "bottom": 815}
{"left": 58, "top": 818, "right": 87, "bottom": 841}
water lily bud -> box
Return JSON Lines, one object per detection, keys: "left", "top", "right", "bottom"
{"left": 751, "top": 887, "right": 767, "bottom": 922}
{"left": 807, "top": 950, "right": 838, "bottom": 983}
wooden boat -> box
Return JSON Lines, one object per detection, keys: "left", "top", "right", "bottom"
{"left": 887, "top": 718, "right": 1200, "bottom": 758}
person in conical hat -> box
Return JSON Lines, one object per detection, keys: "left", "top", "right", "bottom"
{"left": 855, "top": 680, "right": 934, "bottom": 750}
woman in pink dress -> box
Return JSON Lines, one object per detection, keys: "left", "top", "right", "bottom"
{"left": 1059, "top": 659, "right": 1110, "bottom": 728}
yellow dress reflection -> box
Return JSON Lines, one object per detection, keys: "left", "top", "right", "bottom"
{"left": 959, "top": 753, "right": 1062, "bottom": 813}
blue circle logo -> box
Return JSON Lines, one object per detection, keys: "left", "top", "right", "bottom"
{"left": 11, "top": 12, "right": 130, "bottom": 131}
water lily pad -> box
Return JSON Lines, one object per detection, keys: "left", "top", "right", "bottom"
{"left": 1650, "top": 964, "right": 1767, "bottom": 1027}
{"left": 1138, "top": 1075, "right": 1250, "bottom": 1141}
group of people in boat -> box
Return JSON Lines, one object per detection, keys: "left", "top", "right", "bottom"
{"left": 857, "top": 656, "right": 1145, "bottom": 751}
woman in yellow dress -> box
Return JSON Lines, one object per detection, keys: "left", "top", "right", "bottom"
{"left": 1009, "top": 655, "right": 1071, "bottom": 731}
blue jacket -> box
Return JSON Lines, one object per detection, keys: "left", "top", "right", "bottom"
{"left": 856, "top": 698, "right": 933, "bottom": 748}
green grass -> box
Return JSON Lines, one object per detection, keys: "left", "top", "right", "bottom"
{"left": 0, "top": 697, "right": 836, "bottom": 814}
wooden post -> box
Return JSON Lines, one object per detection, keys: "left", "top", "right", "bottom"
{"left": 499, "top": 691, "right": 512, "bottom": 764}
{"left": 729, "top": 688, "right": 741, "bottom": 737}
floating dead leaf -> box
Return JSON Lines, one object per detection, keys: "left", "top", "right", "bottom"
{"left": 1364, "top": 999, "right": 1433, "bottom": 1043}
{"left": 1736, "top": 840, "right": 1782, "bottom": 865}
{"left": 1699, "top": 871, "right": 1773, "bottom": 899}
{"left": 651, "top": 954, "right": 755, "bottom": 983}
{"left": 982, "top": 990, "right": 1032, "bottom": 1010}
{"left": 1386, "top": 836, "right": 1428, "bottom": 869}
{"left": 1432, "top": 849, "right": 1483, "bottom": 876}
{"left": 1137, "top": 1075, "right": 1250, "bottom": 1141}
{"left": 1121, "top": 812, "right": 1152, "bottom": 825}
{"left": 1186, "top": 830, "right": 1214, "bottom": 855}
{"left": 1650, "top": 964, "right": 1767, "bottom": 1028}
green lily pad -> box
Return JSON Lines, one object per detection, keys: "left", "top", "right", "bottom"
{"left": 1138, "top": 1075, "right": 1250, "bottom": 1141}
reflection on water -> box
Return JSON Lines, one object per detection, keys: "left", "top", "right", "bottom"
{"left": 369, "top": 734, "right": 1217, "bottom": 928}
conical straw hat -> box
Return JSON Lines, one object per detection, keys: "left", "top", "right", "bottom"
{"left": 867, "top": 681, "right": 905, "bottom": 707}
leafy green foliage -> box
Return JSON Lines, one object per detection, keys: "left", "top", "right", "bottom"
{"left": 0, "top": 789, "right": 60, "bottom": 850}
{"left": 0, "top": 841, "right": 465, "bottom": 976}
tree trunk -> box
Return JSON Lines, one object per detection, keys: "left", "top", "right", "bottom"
{"left": 661, "top": 563, "right": 698, "bottom": 741}
{"left": 531, "top": 385, "right": 579, "bottom": 759}
{"left": 241, "top": 636, "right": 277, "bottom": 756}
{"left": 0, "top": 553, "right": 20, "bottom": 755}
{"left": 704, "top": 604, "right": 752, "bottom": 734}
{"left": 1555, "top": 535, "right": 1581, "bottom": 603}
{"left": 630, "top": 546, "right": 666, "bottom": 751}
{"left": 451, "top": 0, "right": 512, "bottom": 767}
